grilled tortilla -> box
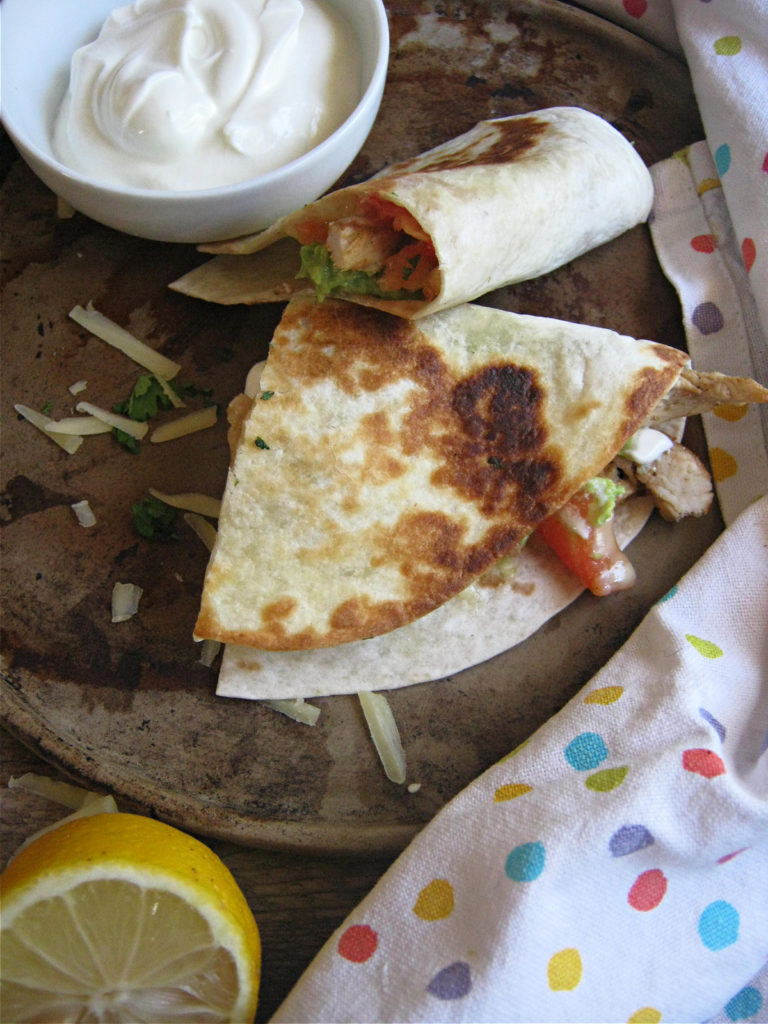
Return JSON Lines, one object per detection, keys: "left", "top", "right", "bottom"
{"left": 171, "top": 107, "right": 653, "bottom": 319}
{"left": 194, "top": 293, "right": 688, "bottom": 652}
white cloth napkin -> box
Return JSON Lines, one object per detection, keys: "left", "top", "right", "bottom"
{"left": 269, "top": 3, "right": 768, "bottom": 1021}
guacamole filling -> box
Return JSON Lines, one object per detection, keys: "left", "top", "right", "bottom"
{"left": 297, "top": 244, "right": 424, "bottom": 303}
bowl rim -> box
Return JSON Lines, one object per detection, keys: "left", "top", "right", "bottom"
{"left": 0, "top": 0, "right": 390, "bottom": 202}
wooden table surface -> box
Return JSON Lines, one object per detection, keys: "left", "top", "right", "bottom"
{"left": 1, "top": 726, "right": 397, "bottom": 1022}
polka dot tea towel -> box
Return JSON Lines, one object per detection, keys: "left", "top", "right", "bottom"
{"left": 271, "top": 495, "right": 768, "bottom": 1023}
{"left": 668, "top": 0, "right": 768, "bottom": 349}
{"left": 649, "top": 142, "right": 768, "bottom": 526}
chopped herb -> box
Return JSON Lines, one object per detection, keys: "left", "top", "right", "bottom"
{"left": 41, "top": 401, "right": 53, "bottom": 415}
{"left": 114, "top": 374, "right": 170, "bottom": 422}
{"left": 113, "top": 428, "right": 141, "bottom": 454}
{"left": 254, "top": 436, "right": 270, "bottom": 449}
{"left": 488, "top": 456, "right": 504, "bottom": 469}
{"left": 260, "top": 391, "right": 275, "bottom": 400}
{"left": 175, "top": 382, "right": 214, "bottom": 401}
{"left": 131, "top": 495, "right": 178, "bottom": 541}
{"left": 115, "top": 374, "right": 213, "bottom": 423}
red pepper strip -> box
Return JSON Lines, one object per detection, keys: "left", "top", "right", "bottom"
{"left": 362, "top": 195, "right": 432, "bottom": 242}
{"left": 377, "top": 240, "right": 437, "bottom": 293}
{"left": 535, "top": 492, "right": 637, "bottom": 597}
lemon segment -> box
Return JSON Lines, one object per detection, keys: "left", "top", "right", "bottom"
{"left": 1, "top": 813, "right": 260, "bottom": 1024}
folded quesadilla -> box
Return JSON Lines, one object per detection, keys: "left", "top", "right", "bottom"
{"left": 195, "top": 293, "right": 706, "bottom": 653}
{"left": 171, "top": 106, "right": 653, "bottom": 319}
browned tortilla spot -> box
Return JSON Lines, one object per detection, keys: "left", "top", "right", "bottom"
{"left": 384, "top": 116, "right": 548, "bottom": 174}
{"left": 262, "top": 596, "right": 297, "bottom": 622}
{"left": 624, "top": 363, "right": 685, "bottom": 432}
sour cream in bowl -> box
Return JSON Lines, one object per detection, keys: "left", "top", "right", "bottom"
{"left": 0, "top": 0, "right": 389, "bottom": 243}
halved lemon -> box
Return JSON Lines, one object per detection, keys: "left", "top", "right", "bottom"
{"left": 0, "top": 812, "right": 260, "bottom": 1023}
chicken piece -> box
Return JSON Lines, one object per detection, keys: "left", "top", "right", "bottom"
{"left": 325, "top": 217, "right": 402, "bottom": 272}
{"left": 649, "top": 367, "right": 768, "bottom": 425}
{"left": 635, "top": 441, "right": 713, "bottom": 521}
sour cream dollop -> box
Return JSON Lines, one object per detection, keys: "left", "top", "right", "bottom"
{"left": 52, "top": 0, "right": 361, "bottom": 191}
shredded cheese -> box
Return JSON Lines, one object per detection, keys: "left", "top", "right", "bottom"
{"left": 45, "top": 415, "right": 111, "bottom": 435}
{"left": 69, "top": 380, "right": 88, "bottom": 395}
{"left": 151, "top": 489, "right": 221, "bottom": 518}
{"left": 263, "top": 698, "right": 321, "bottom": 726}
{"left": 69, "top": 302, "right": 181, "bottom": 380}
{"left": 111, "top": 581, "right": 143, "bottom": 622}
{"left": 14, "top": 404, "right": 83, "bottom": 454}
{"left": 8, "top": 773, "right": 113, "bottom": 811}
{"left": 7, "top": 774, "right": 118, "bottom": 862}
{"left": 183, "top": 512, "right": 218, "bottom": 551}
{"left": 199, "top": 638, "right": 221, "bottom": 667}
{"left": 75, "top": 401, "right": 149, "bottom": 439}
{"left": 149, "top": 405, "right": 218, "bottom": 443}
{"left": 155, "top": 374, "right": 186, "bottom": 408}
{"left": 71, "top": 500, "right": 96, "bottom": 527}
{"left": 358, "top": 691, "right": 407, "bottom": 784}
{"left": 57, "top": 197, "right": 76, "bottom": 219}
{"left": 244, "top": 360, "right": 267, "bottom": 398}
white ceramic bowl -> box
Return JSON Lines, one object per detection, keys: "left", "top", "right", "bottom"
{"left": 0, "top": 0, "right": 389, "bottom": 243}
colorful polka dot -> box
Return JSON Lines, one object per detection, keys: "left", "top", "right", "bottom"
{"left": 505, "top": 841, "right": 546, "bottom": 882}
{"left": 762, "top": 152, "right": 768, "bottom": 174}
{"left": 623, "top": 0, "right": 647, "bottom": 16}
{"left": 718, "top": 848, "right": 747, "bottom": 865}
{"left": 609, "top": 824, "right": 655, "bottom": 857}
{"left": 714, "top": 36, "right": 742, "bottom": 56}
{"left": 337, "top": 923, "right": 378, "bottom": 963}
{"left": 692, "top": 301, "right": 724, "bottom": 334}
{"left": 699, "top": 900, "right": 739, "bottom": 950}
{"left": 715, "top": 144, "right": 732, "bottom": 175}
{"left": 710, "top": 446, "right": 739, "bottom": 482}
{"left": 714, "top": 403, "right": 748, "bottom": 422}
{"left": 658, "top": 584, "right": 677, "bottom": 602}
{"left": 725, "top": 985, "right": 763, "bottom": 1021}
{"left": 698, "top": 177, "right": 721, "bottom": 195}
{"left": 413, "top": 879, "right": 454, "bottom": 921}
{"left": 547, "top": 948, "right": 582, "bottom": 991}
{"left": 564, "top": 732, "right": 608, "bottom": 771}
{"left": 686, "top": 634, "right": 723, "bottom": 659}
{"left": 586, "top": 766, "right": 628, "bottom": 792}
{"left": 683, "top": 748, "right": 726, "bottom": 778}
{"left": 742, "top": 237, "right": 756, "bottom": 272}
{"left": 427, "top": 961, "right": 471, "bottom": 1000}
{"left": 628, "top": 869, "right": 667, "bottom": 911}
{"left": 691, "top": 233, "right": 717, "bottom": 253}
{"left": 699, "top": 707, "right": 726, "bottom": 742}
{"left": 494, "top": 782, "right": 533, "bottom": 802}
{"left": 628, "top": 1009, "right": 662, "bottom": 1024}
{"left": 584, "top": 686, "right": 623, "bottom": 705}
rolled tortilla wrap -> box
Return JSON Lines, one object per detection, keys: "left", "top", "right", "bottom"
{"left": 171, "top": 106, "right": 654, "bottom": 319}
